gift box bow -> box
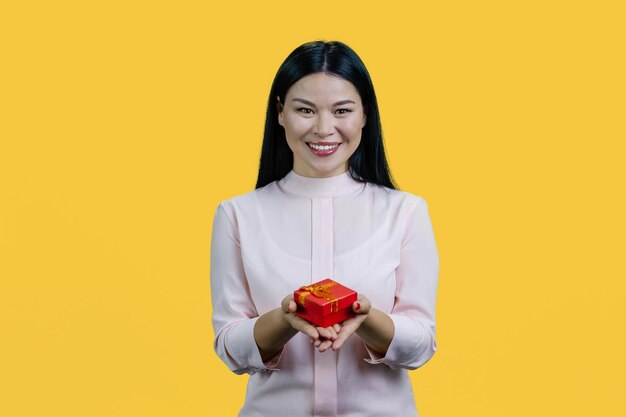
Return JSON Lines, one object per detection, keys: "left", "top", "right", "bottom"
{"left": 297, "top": 281, "right": 339, "bottom": 313}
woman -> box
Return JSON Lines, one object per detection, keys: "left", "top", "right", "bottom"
{"left": 210, "top": 40, "right": 439, "bottom": 417}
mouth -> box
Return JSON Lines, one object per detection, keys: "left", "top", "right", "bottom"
{"left": 306, "top": 141, "right": 341, "bottom": 156}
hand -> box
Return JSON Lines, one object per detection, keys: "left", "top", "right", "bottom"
{"left": 310, "top": 323, "right": 342, "bottom": 352}
{"left": 281, "top": 294, "right": 340, "bottom": 350}
{"left": 331, "top": 295, "right": 372, "bottom": 351}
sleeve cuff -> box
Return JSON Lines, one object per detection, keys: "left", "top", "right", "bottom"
{"left": 362, "top": 314, "right": 433, "bottom": 370}
{"left": 224, "top": 317, "right": 284, "bottom": 375}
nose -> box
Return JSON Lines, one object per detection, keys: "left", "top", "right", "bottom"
{"left": 313, "top": 112, "right": 334, "bottom": 137}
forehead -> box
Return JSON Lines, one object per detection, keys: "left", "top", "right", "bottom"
{"left": 286, "top": 72, "right": 361, "bottom": 103}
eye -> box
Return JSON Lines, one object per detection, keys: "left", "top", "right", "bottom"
{"left": 297, "top": 107, "right": 314, "bottom": 114}
{"left": 335, "top": 108, "right": 353, "bottom": 115}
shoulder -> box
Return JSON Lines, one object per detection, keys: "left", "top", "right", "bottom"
{"left": 363, "top": 184, "right": 433, "bottom": 232}
{"left": 214, "top": 181, "right": 281, "bottom": 217}
{"left": 366, "top": 183, "right": 428, "bottom": 210}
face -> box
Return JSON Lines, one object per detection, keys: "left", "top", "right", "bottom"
{"left": 278, "top": 72, "right": 367, "bottom": 178}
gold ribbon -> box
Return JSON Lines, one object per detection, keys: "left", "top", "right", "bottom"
{"left": 297, "top": 281, "right": 339, "bottom": 313}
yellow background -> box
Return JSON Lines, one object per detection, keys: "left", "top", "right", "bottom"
{"left": 1, "top": 1, "right": 624, "bottom": 416}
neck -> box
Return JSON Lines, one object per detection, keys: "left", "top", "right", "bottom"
{"left": 278, "top": 169, "right": 364, "bottom": 198}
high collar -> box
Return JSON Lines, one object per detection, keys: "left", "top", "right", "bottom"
{"left": 278, "top": 169, "right": 365, "bottom": 198}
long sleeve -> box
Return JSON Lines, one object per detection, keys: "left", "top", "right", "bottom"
{"left": 210, "top": 201, "right": 281, "bottom": 375}
{"left": 365, "top": 196, "right": 439, "bottom": 370}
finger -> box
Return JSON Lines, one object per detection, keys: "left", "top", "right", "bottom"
{"left": 298, "top": 322, "right": 319, "bottom": 340}
{"left": 318, "top": 339, "right": 333, "bottom": 352}
{"left": 332, "top": 323, "right": 341, "bottom": 333}
{"left": 281, "top": 294, "right": 294, "bottom": 312}
{"left": 331, "top": 337, "right": 345, "bottom": 350}
{"left": 332, "top": 328, "right": 354, "bottom": 351}
{"left": 324, "top": 326, "right": 337, "bottom": 340}
{"left": 353, "top": 296, "right": 371, "bottom": 314}
{"left": 317, "top": 326, "right": 332, "bottom": 339}
{"left": 287, "top": 316, "right": 319, "bottom": 339}
{"left": 313, "top": 339, "right": 322, "bottom": 348}
{"left": 288, "top": 300, "right": 298, "bottom": 313}
{"left": 318, "top": 326, "right": 335, "bottom": 340}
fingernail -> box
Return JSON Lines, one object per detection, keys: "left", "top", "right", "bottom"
{"left": 355, "top": 302, "right": 361, "bottom": 311}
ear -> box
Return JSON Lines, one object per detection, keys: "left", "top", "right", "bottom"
{"left": 276, "top": 96, "right": 284, "bottom": 127}
{"left": 362, "top": 112, "right": 367, "bottom": 128}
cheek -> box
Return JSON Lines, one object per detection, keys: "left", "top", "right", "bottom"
{"left": 283, "top": 115, "right": 311, "bottom": 135}
{"left": 337, "top": 119, "right": 364, "bottom": 140}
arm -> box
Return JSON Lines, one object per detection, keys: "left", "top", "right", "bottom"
{"left": 376, "top": 196, "right": 439, "bottom": 370}
{"left": 329, "top": 299, "right": 395, "bottom": 355}
{"left": 211, "top": 202, "right": 336, "bottom": 370}
{"left": 356, "top": 306, "right": 395, "bottom": 355}
{"left": 210, "top": 201, "right": 281, "bottom": 374}
{"left": 331, "top": 197, "right": 439, "bottom": 369}
{"left": 253, "top": 307, "right": 298, "bottom": 362}
{"left": 254, "top": 298, "right": 338, "bottom": 361}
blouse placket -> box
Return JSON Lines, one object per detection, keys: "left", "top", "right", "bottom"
{"left": 311, "top": 196, "right": 337, "bottom": 417}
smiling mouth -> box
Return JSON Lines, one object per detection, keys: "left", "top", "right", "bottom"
{"left": 306, "top": 142, "right": 341, "bottom": 156}
{"left": 307, "top": 142, "right": 340, "bottom": 151}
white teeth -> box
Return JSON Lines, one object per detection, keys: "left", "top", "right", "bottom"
{"left": 309, "top": 143, "right": 339, "bottom": 151}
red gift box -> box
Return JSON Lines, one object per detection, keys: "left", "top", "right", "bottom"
{"left": 294, "top": 278, "right": 358, "bottom": 328}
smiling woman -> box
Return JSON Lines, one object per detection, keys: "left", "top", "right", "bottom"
{"left": 255, "top": 40, "right": 393, "bottom": 190}
{"left": 278, "top": 72, "right": 367, "bottom": 177}
{"left": 210, "top": 40, "right": 439, "bottom": 417}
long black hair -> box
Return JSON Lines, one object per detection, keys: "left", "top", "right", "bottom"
{"left": 255, "top": 40, "right": 397, "bottom": 190}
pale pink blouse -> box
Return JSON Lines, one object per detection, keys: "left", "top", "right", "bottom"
{"left": 210, "top": 169, "right": 439, "bottom": 417}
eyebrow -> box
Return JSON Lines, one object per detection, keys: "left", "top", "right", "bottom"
{"left": 291, "top": 98, "right": 356, "bottom": 107}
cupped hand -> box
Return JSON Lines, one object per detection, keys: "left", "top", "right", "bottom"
{"left": 310, "top": 323, "right": 342, "bottom": 352}
{"left": 281, "top": 294, "right": 341, "bottom": 350}
{"left": 330, "top": 295, "right": 372, "bottom": 351}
